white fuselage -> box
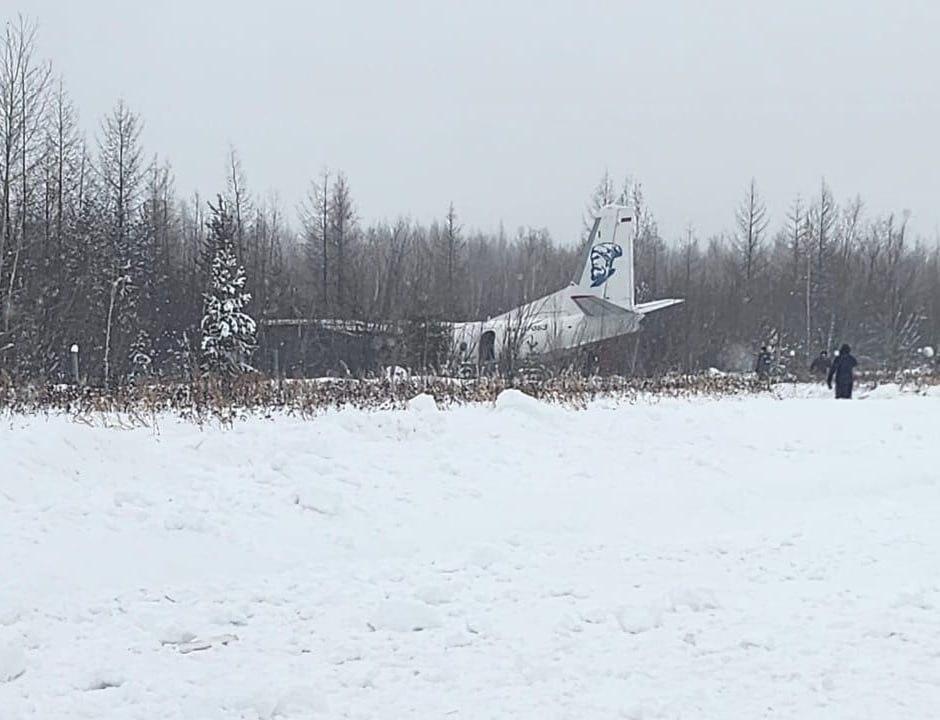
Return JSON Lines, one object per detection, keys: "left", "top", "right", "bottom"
{"left": 449, "top": 284, "right": 643, "bottom": 366}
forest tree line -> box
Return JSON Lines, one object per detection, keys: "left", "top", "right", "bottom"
{"left": 1, "top": 17, "right": 938, "bottom": 384}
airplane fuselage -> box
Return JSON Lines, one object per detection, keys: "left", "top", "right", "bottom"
{"left": 449, "top": 284, "right": 643, "bottom": 366}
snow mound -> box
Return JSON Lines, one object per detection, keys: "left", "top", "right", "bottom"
{"left": 159, "top": 627, "right": 197, "bottom": 645}
{"left": 0, "top": 641, "right": 25, "bottom": 683}
{"left": 369, "top": 599, "right": 441, "bottom": 632}
{"left": 615, "top": 605, "right": 664, "bottom": 635}
{"left": 494, "top": 388, "right": 545, "bottom": 414}
{"left": 85, "top": 670, "right": 125, "bottom": 691}
{"left": 407, "top": 393, "right": 439, "bottom": 413}
{"left": 862, "top": 383, "right": 903, "bottom": 400}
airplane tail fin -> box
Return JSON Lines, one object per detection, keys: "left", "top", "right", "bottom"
{"left": 575, "top": 205, "right": 635, "bottom": 307}
{"left": 574, "top": 204, "right": 684, "bottom": 318}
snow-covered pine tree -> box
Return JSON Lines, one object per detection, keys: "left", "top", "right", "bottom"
{"left": 127, "top": 328, "right": 153, "bottom": 384}
{"left": 200, "top": 197, "right": 257, "bottom": 375}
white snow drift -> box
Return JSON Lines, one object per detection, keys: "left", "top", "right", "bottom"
{"left": 2, "top": 385, "right": 939, "bottom": 718}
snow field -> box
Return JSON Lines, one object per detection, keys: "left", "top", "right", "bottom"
{"left": 1, "top": 386, "right": 939, "bottom": 718}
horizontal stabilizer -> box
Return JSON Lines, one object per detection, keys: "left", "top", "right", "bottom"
{"left": 571, "top": 294, "right": 634, "bottom": 317}
{"left": 635, "top": 298, "right": 685, "bottom": 315}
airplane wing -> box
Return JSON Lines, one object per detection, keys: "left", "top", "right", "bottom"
{"left": 570, "top": 294, "right": 634, "bottom": 317}
{"left": 634, "top": 298, "right": 685, "bottom": 315}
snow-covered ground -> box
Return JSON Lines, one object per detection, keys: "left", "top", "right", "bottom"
{"left": 2, "top": 385, "right": 939, "bottom": 718}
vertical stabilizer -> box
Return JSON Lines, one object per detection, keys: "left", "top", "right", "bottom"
{"left": 575, "top": 205, "right": 635, "bottom": 307}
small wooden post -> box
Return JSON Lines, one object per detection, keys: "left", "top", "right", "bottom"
{"left": 70, "top": 344, "right": 80, "bottom": 384}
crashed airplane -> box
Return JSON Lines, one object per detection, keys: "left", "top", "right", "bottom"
{"left": 263, "top": 204, "right": 684, "bottom": 377}
{"left": 450, "top": 204, "right": 684, "bottom": 370}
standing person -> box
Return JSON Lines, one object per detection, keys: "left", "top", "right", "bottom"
{"left": 809, "top": 350, "right": 830, "bottom": 378}
{"left": 755, "top": 346, "right": 772, "bottom": 380}
{"left": 827, "top": 344, "right": 857, "bottom": 399}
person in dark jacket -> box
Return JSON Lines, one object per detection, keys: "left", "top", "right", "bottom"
{"left": 755, "top": 346, "right": 772, "bottom": 380}
{"left": 827, "top": 344, "right": 857, "bottom": 399}
{"left": 809, "top": 350, "right": 830, "bottom": 378}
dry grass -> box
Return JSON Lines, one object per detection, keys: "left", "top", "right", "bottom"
{"left": 1, "top": 370, "right": 935, "bottom": 426}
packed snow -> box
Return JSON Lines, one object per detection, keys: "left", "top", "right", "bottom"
{"left": 2, "top": 385, "right": 939, "bottom": 718}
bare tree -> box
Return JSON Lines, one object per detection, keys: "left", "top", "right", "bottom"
{"left": 0, "top": 15, "right": 51, "bottom": 340}
{"left": 499, "top": 296, "right": 545, "bottom": 377}
{"left": 95, "top": 99, "right": 147, "bottom": 383}
{"left": 783, "top": 195, "right": 813, "bottom": 353}
{"left": 44, "top": 79, "right": 81, "bottom": 243}
{"left": 805, "top": 179, "right": 838, "bottom": 347}
{"left": 329, "top": 172, "right": 355, "bottom": 315}
{"left": 443, "top": 202, "right": 462, "bottom": 317}
{"left": 582, "top": 170, "right": 617, "bottom": 238}
{"left": 97, "top": 99, "right": 143, "bottom": 244}
{"left": 299, "top": 169, "right": 330, "bottom": 311}
{"left": 734, "top": 178, "right": 769, "bottom": 289}
{"left": 225, "top": 145, "right": 252, "bottom": 255}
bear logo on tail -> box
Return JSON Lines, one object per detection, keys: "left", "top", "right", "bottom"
{"left": 590, "top": 242, "right": 622, "bottom": 287}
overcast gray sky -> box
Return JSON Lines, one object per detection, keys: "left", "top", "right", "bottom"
{"left": 18, "top": 0, "right": 940, "bottom": 244}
